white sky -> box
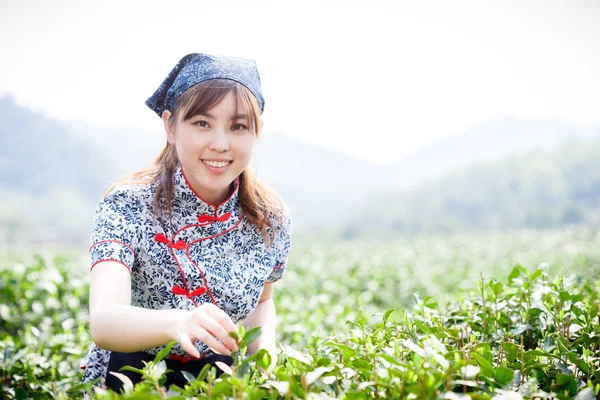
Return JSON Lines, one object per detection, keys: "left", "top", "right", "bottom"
{"left": 1, "top": 0, "right": 599, "bottom": 164}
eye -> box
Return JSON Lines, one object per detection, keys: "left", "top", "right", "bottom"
{"left": 232, "top": 123, "right": 248, "bottom": 131}
{"left": 193, "top": 120, "right": 209, "bottom": 128}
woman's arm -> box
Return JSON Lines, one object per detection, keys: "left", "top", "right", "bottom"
{"left": 89, "top": 261, "right": 238, "bottom": 356}
{"left": 90, "top": 261, "right": 186, "bottom": 352}
{"left": 242, "top": 283, "right": 277, "bottom": 361}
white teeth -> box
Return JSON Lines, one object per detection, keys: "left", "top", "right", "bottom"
{"left": 203, "top": 160, "right": 230, "bottom": 168}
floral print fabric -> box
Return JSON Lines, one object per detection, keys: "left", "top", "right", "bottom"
{"left": 81, "top": 165, "right": 291, "bottom": 386}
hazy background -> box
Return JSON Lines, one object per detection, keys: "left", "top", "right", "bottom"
{"left": 1, "top": 0, "right": 599, "bottom": 250}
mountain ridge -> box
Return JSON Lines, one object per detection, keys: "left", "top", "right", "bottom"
{"left": 1, "top": 95, "right": 599, "bottom": 237}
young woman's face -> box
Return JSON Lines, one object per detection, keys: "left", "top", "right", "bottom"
{"left": 163, "top": 91, "right": 258, "bottom": 205}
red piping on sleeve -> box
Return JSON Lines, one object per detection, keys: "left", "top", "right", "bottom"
{"left": 89, "top": 239, "right": 134, "bottom": 256}
{"left": 90, "top": 259, "right": 131, "bottom": 273}
{"left": 266, "top": 263, "right": 286, "bottom": 283}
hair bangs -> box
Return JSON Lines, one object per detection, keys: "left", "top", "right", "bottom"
{"left": 173, "top": 79, "right": 261, "bottom": 135}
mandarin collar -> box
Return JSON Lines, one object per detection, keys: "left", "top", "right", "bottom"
{"left": 172, "top": 163, "right": 241, "bottom": 220}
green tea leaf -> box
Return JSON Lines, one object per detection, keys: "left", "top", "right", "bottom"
{"left": 494, "top": 366, "right": 515, "bottom": 386}
{"left": 154, "top": 340, "right": 177, "bottom": 363}
{"left": 383, "top": 308, "right": 395, "bottom": 323}
{"left": 508, "top": 265, "right": 523, "bottom": 284}
{"left": 14, "top": 388, "right": 27, "bottom": 400}
{"left": 255, "top": 348, "right": 272, "bottom": 370}
{"left": 424, "top": 296, "right": 438, "bottom": 309}
{"left": 120, "top": 365, "right": 145, "bottom": 375}
{"left": 551, "top": 374, "right": 577, "bottom": 394}
{"left": 474, "top": 353, "right": 494, "bottom": 377}
{"left": 197, "top": 363, "right": 212, "bottom": 381}
{"left": 489, "top": 280, "right": 504, "bottom": 296}
{"left": 240, "top": 326, "right": 262, "bottom": 348}
{"left": 502, "top": 342, "right": 520, "bottom": 363}
{"left": 413, "top": 320, "right": 432, "bottom": 334}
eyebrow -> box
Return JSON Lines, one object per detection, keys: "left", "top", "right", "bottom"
{"left": 196, "top": 112, "right": 249, "bottom": 120}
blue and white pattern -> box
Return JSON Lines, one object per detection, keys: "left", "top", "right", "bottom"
{"left": 81, "top": 164, "right": 291, "bottom": 386}
{"left": 145, "top": 53, "right": 265, "bottom": 117}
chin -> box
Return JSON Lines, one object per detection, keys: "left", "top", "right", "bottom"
{"left": 204, "top": 176, "right": 235, "bottom": 191}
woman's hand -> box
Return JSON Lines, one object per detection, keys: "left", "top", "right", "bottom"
{"left": 169, "top": 303, "right": 239, "bottom": 357}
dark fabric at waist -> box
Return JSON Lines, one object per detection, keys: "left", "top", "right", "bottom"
{"left": 105, "top": 350, "right": 233, "bottom": 393}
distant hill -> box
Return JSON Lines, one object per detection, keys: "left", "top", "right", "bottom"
{"left": 65, "top": 114, "right": 600, "bottom": 230}
{"left": 67, "top": 120, "right": 385, "bottom": 230}
{"left": 1, "top": 95, "right": 599, "bottom": 245}
{"left": 0, "top": 96, "right": 114, "bottom": 245}
{"left": 0, "top": 96, "right": 114, "bottom": 200}
{"left": 337, "top": 137, "right": 600, "bottom": 238}
{"left": 387, "top": 117, "right": 600, "bottom": 191}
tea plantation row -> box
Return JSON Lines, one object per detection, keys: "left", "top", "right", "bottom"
{"left": 1, "top": 228, "right": 599, "bottom": 398}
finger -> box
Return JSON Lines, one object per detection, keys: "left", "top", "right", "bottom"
{"left": 178, "top": 332, "right": 200, "bottom": 358}
{"left": 190, "top": 325, "right": 232, "bottom": 356}
{"left": 202, "top": 304, "right": 238, "bottom": 336}
{"left": 204, "top": 305, "right": 238, "bottom": 340}
{"left": 197, "top": 315, "right": 238, "bottom": 352}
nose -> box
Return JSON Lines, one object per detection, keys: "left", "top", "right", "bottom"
{"left": 208, "top": 127, "right": 230, "bottom": 152}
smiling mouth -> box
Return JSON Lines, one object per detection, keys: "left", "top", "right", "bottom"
{"left": 202, "top": 160, "right": 232, "bottom": 168}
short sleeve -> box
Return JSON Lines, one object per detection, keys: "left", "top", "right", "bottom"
{"left": 89, "top": 188, "right": 141, "bottom": 272}
{"left": 266, "top": 203, "right": 292, "bottom": 283}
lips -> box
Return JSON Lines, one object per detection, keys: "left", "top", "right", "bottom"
{"left": 201, "top": 159, "right": 232, "bottom": 174}
{"left": 202, "top": 160, "right": 232, "bottom": 168}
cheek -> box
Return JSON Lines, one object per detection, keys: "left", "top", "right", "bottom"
{"left": 233, "top": 136, "right": 255, "bottom": 159}
{"left": 176, "top": 131, "right": 204, "bottom": 155}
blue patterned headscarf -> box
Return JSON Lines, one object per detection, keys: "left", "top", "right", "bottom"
{"left": 145, "top": 53, "right": 265, "bottom": 117}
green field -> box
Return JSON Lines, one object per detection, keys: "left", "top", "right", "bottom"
{"left": 1, "top": 228, "right": 599, "bottom": 399}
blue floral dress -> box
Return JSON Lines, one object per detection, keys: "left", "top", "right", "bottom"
{"left": 80, "top": 164, "right": 292, "bottom": 386}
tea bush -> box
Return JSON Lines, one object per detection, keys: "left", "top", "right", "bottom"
{"left": 1, "top": 228, "right": 599, "bottom": 399}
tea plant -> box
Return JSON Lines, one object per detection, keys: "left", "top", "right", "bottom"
{"left": 0, "top": 229, "right": 599, "bottom": 399}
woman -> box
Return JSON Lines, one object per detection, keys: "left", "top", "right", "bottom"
{"left": 80, "top": 53, "right": 292, "bottom": 392}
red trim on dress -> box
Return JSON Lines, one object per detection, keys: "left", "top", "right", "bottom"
{"left": 169, "top": 353, "right": 205, "bottom": 362}
{"left": 198, "top": 213, "right": 231, "bottom": 224}
{"left": 89, "top": 239, "right": 134, "bottom": 256}
{"left": 172, "top": 285, "right": 206, "bottom": 298}
{"left": 154, "top": 233, "right": 186, "bottom": 250}
{"left": 155, "top": 170, "right": 243, "bottom": 309}
{"left": 167, "top": 244, "right": 198, "bottom": 307}
{"left": 180, "top": 165, "right": 240, "bottom": 216}
{"left": 266, "top": 263, "right": 286, "bottom": 283}
{"left": 215, "top": 177, "right": 240, "bottom": 215}
{"left": 171, "top": 213, "right": 231, "bottom": 241}
{"left": 185, "top": 215, "right": 245, "bottom": 306}
{"left": 90, "top": 259, "right": 131, "bottom": 272}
